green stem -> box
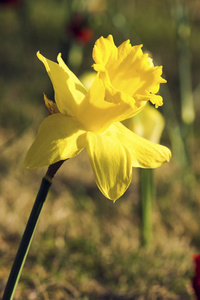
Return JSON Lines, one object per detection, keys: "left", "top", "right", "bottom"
{"left": 2, "top": 160, "right": 65, "bottom": 300}
{"left": 140, "top": 168, "right": 154, "bottom": 247}
{"left": 174, "top": 0, "right": 194, "bottom": 167}
{"left": 2, "top": 177, "right": 51, "bottom": 300}
{"left": 175, "top": 0, "right": 194, "bottom": 127}
{"left": 161, "top": 84, "right": 189, "bottom": 169}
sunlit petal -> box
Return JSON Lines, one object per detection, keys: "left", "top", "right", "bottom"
{"left": 25, "top": 114, "right": 86, "bottom": 169}
{"left": 57, "top": 53, "right": 88, "bottom": 98}
{"left": 37, "top": 52, "right": 87, "bottom": 116}
{"left": 108, "top": 122, "right": 171, "bottom": 168}
{"left": 86, "top": 131, "right": 132, "bottom": 201}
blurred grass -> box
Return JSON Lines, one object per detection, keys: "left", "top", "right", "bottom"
{"left": 0, "top": 0, "right": 200, "bottom": 299}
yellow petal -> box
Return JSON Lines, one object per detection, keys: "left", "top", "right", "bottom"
{"left": 24, "top": 114, "right": 86, "bottom": 169}
{"left": 108, "top": 122, "right": 171, "bottom": 168}
{"left": 86, "top": 131, "right": 132, "bottom": 201}
{"left": 37, "top": 52, "right": 87, "bottom": 116}
{"left": 57, "top": 53, "right": 87, "bottom": 99}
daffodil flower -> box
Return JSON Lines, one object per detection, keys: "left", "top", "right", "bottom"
{"left": 122, "top": 103, "right": 165, "bottom": 144}
{"left": 25, "top": 35, "right": 171, "bottom": 201}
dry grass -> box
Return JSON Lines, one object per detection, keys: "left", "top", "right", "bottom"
{"left": 0, "top": 127, "right": 197, "bottom": 299}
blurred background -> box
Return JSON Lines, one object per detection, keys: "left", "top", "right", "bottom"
{"left": 0, "top": 0, "right": 200, "bottom": 299}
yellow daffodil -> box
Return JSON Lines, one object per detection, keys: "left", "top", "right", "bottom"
{"left": 122, "top": 103, "right": 165, "bottom": 144}
{"left": 24, "top": 35, "right": 171, "bottom": 201}
{"left": 79, "top": 71, "right": 96, "bottom": 90}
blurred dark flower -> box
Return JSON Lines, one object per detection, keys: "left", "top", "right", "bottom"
{"left": 192, "top": 254, "right": 200, "bottom": 299}
{"left": 0, "top": 0, "right": 21, "bottom": 6}
{"left": 68, "top": 13, "right": 93, "bottom": 44}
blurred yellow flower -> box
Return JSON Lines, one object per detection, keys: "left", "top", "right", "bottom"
{"left": 122, "top": 103, "right": 165, "bottom": 144}
{"left": 79, "top": 71, "right": 96, "bottom": 90}
{"left": 24, "top": 35, "right": 171, "bottom": 201}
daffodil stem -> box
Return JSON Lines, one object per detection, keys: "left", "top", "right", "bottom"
{"left": 2, "top": 160, "right": 65, "bottom": 300}
{"left": 140, "top": 168, "right": 154, "bottom": 247}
